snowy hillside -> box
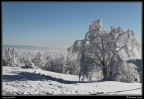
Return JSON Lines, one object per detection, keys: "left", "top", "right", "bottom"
{"left": 2, "top": 66, "right": 141, "bottom": 95}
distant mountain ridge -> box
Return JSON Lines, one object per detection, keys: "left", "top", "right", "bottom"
{"left": 3, "top": 45, "right": 66, "bottom": 50}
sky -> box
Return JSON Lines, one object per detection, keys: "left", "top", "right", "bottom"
{"left": 2, "top": 2, "right": 142, "bottom": 49}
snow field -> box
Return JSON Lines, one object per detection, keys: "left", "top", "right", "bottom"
{"left": 2, "top": 67, "right": 142, "bottom": 95}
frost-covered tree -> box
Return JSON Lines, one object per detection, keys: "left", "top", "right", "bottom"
{"left": 65, "top": 57, "right": 80, "bottom": 75}
{"left": 68, "top": 19, "right": 141, "bottom": 82}
{"left": 3, "top": 47, "right": 20, "bottom": 66}
{"left": 57, "top": 55, "right": 66, "bottom": 73}
{"left": 11, "top": 47, "right": 17, "bottom": 66}
{"left": 32, "top": 51, "right": 44, "bottom": 67}
{"left": 3, "top": 48, "right": 12, "bottom": 66}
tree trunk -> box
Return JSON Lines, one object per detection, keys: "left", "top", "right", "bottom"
{"left": 103, "top": 68, "right": 107, "bottom": 79}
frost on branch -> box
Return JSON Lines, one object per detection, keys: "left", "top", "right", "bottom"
{"left": 68, "top": 19, "right": 141, "bottom": 83}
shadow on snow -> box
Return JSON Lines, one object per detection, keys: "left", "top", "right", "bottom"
{"left": 3, "top": 71, "right": 104, "bottom": 84}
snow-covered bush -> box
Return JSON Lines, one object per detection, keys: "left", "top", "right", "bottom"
{"left": 42, "top": 55, "right": 54, "bottom": 70}
{"left": 20, "top": 55, "right": 35, "bottom": 69}
{"left": 42, "top": 55, "right": 80, "bottom": 75}
{"left": 32, "top": 51, "right": 44, "bottom": 67}
{"left": 21, "top": 60, "right": 35, "bottom": 69}
{"left": 114, "top": 63, "right": 140, "bottom": 83}
{"left": 42, "top": 55, "right": 66, "bottom": 73}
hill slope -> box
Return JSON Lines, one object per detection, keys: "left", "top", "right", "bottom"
{"left": 2, "top": 66, "right": 142, "bottom": 95}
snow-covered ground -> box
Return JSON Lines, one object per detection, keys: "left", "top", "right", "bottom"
{"left": 2, "top": 66, "right": 142, "bottom": 95}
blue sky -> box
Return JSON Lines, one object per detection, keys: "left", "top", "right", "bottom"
{"left": 2, "top": 2, "right": 142, "bottom": 48}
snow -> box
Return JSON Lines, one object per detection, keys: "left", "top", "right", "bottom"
{"left": 12, "top": 47, "right": 68, "bottom": 58}
{"left": 2, "top": 66, "right": 142, "bottom": 95}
